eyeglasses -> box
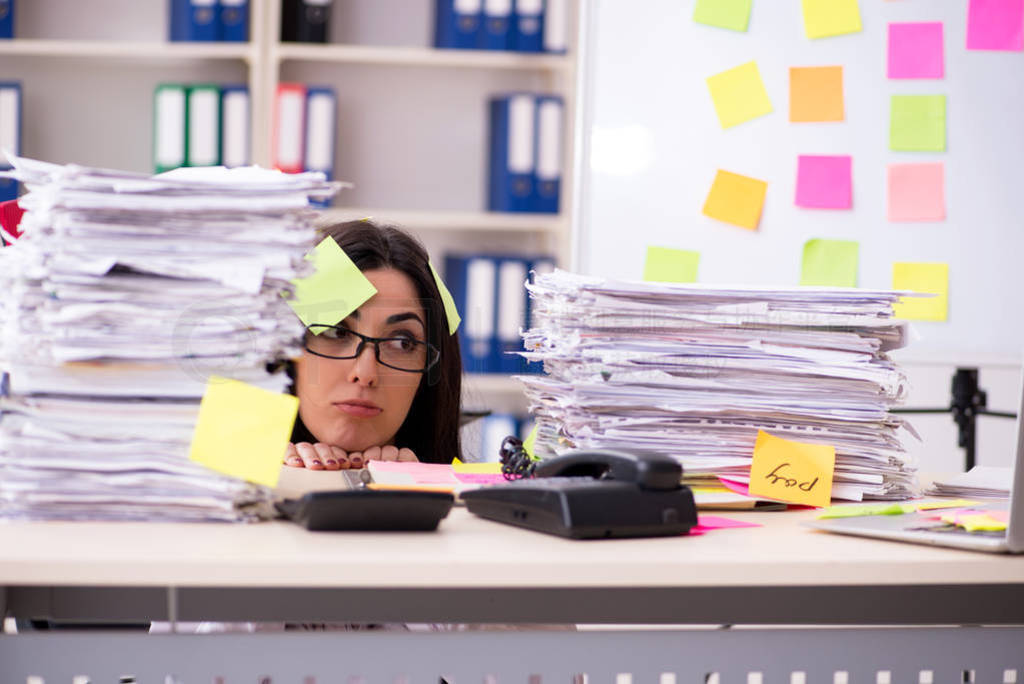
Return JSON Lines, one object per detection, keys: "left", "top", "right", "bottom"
{"left": 303, "top": 324, "right": 440, "bottom": 373}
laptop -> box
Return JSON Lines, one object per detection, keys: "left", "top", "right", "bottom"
{"left": 808, "top": 369, "right": 1024, "bottom": 554}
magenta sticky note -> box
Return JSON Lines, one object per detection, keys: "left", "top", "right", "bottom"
{"left": 888, "top": 162, "right": 945, "bottom": 222}
{"left": 796, "top": 155, "right": 852, "bottom": 209}
{"left": 967, "top": 0, "right": 1024, "bottom": 51}
{"left": 888, "top": 22, "right": 944, "bottom": 78}
{"left": 695, "top": 515, "right": 763, "bottom": 531}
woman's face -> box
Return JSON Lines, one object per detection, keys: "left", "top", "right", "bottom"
{"left": 293, "top": 268, "right": 427, "bottom": 451}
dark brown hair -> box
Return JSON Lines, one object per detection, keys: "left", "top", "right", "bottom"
{"left": 290, "top": 219, "right": 463, "bottom": 464}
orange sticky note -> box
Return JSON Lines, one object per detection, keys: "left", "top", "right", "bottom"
{"left": 749, "top": 430, "right": 835, "bottom": 508}
{"left": 790, "top": 66, "right": 844, "bottom": 122}
{"left": 892, "top": 262, "right": 948, "bottom": 321}
{"left": 702, "top": 170, "right": 768, "bottom": 231}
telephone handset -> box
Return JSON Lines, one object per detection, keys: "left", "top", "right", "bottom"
{"left": 463, "top": 447, "right": 697, "bottom": 539}
{"left": 533, "top": 449, "right": 683, "bottom": 491}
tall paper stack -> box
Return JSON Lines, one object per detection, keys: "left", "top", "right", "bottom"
{"left": 0, "top": 155, "right": 343, "bottom": 521}
{"left": 519, "top": 270, "right": 923, "bottom": 501}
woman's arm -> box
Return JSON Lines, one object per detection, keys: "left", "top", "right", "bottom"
{"left": 284, "top": 443, "right": 417, "bottom": 470}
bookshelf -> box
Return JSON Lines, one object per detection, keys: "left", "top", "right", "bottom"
{"left": 0, "top": 0, "right": 581, "bottom": 422}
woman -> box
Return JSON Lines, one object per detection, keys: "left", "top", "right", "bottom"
{"left": 284, "top": 219, "right": 463, "bottom": 470}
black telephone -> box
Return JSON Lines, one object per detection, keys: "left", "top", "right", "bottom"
{"left": 461, "top": 449, "right": 698, "bottom": 539}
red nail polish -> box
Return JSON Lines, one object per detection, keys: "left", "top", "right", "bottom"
{"left": 311, "top": 459, "right": 322, "bottom": 466}
{"left": 326, "top": 459, "right": 337, "bottom": 466}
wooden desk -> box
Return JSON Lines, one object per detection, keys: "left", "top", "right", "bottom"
{"left": 2, "top": 503, "right": 1023, "bottom": 682}
{"left": 1, "top": 506, "right": 1023, "bottom": 625}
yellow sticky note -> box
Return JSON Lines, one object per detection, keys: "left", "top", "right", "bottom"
{"left": 941, "top": 512, "right": 1008, "bottom": 532}
{"left": 522, "top": 425, "right": 539, "bottom": 460}
{"left": 702, "top": 170, "right": 768, "bottom": 231}
{"left": 452, "top": 461, "right": 503, "bottom": 474}
{"left": 801, "top": 0, "right": 862, "bottom": 39}
{"left": 892, "top": 262, "right": 948, "bottom": 321}
{"left": 706, "top": 61, "right": 773, "bottom": 129}
{"left": 916, "top": 499, "right": 980, "bottom": 511}
{"left": 188, "top": 377, "right": 299, "bottom": 488}
{"left": 749, "top": 430, "right": 835, "bottom": 508}
{"left": 643, "top": 246, "right": 700, "bottom": 283}
{"left": 286, "top": 237, "right": 378, "bottom": 329}
{"left": 790, "top": 66, "right": 844, "bottom": 122}
{"left": 429, "top": 261, "right": 461, "bottom": 335}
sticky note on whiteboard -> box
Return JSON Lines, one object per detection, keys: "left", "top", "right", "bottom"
{"left": 643, "top": 246, "right": 700, "bottom": 283}
{"left": 892, "top": 262, "right": 948, "bottom": 321}
{"left": 706, "top": 61, "right": 773, "bottom": 129}
{"left": 702, "top": 170, "right": 768, "bottom": 231}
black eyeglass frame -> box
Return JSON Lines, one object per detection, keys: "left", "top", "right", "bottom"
{"left": 303, "top": 324, "right": 441, "bottom": 374}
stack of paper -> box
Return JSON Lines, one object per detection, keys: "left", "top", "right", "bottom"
{"left": 927, "top": 466, "right": 1012, "bottom": 499}
{"left": 518, "top": 270, "right": 922, "bottom": 501}
{"left": 0, "top": 154, "right": 342, "bottom": 521}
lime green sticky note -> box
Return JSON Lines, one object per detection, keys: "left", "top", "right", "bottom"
{"left": 188, "top": 377, "right": 299, "bottom": 488}
{"left": 643, "top": 246, "right": 700, "bottom": 283}
{"left": 706, "top": 61, "right": 774, "bottom": 129}
{"left": 694, "top": 0, "right": 752, "bottom": 32}
{"left": 429, "top": 261, "right": 461, "bottom": 335}
{"left": 818, "top": 503, "right": 914, "bottom": 519}
{"left": 801, "top": 0, "right": 862, "bottom": 39}
{"left": 522, "top": 425, "right": 539, "bottom": 461}
{"left": 800, "top": 239, "right": 858, "bottom": 287}
{"left": 286, "top": 236, "right": 377, "bottom": 329}
{"left": 892, "top": 262, "right": 948, "bottom": 321}
{"left": 890, "top": 95, "right": 946, "bottom": 152}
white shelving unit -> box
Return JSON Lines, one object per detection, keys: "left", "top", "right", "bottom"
{"left": 0, "top": 40, "right": 256, "bottom": 60}
{"left": 0, "top": 0, "right": 581, "bottom": 441}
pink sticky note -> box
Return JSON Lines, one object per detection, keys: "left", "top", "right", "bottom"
{"left": 888, "top": 22, "right": 944, "bottom": 78}
{"left": 888, "top": 162, "right": 945, "bottom": 222}
{"left": 453, "top": 472, "right": 509, "bottom": 485}
{"left": 369, "top": 461, "right": 459, "bottom": 484}
{"left": 967, "top": 0, "right": 1024, "bottom": 51}
{"left": 796, "top": 155, "right": 852, "bottom": 209}
{"left": 695, "top": 515, "right": 763, "bottom": 531}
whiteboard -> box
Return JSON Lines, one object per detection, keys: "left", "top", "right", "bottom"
{"left": 574, "top": 0, "right": 1024, "bottom": 360}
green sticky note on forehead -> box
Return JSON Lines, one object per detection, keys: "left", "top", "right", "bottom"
{"left": 286, "top": 236, "right": 378, "bottom": 329}
{"left": 429, "top": 261, "right": 461, "bottom": 335}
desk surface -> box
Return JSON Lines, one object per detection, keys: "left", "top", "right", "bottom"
{"left": 1, "top": 506, "right": 1022, "bottom": 589}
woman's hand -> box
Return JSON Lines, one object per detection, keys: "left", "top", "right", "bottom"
{"left": 284, "top": 442, "right": 363, "bottom": 470}
{"left": 357, "top": 445, "right": 418, "bottom": 463}
{"left": 284, "top": 443, "right": 417, "bottom": 470}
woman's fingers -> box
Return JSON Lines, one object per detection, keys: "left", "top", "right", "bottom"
{"left": 361, "top": 445, "right": 383, "bottom": 462}
{"left": 294, "top": 442, "right": 324, "bottom": 470}
{"left": 284, "top": 443, "right": 305, "bottom": 468}
{"left": 329, "top": 445, "right": 351, "bottom": 470}
{"left": 397, "top": 448, "right": 418, "bottom": 462}
{"left": 313, "top": 442, "right": 341, "bottom": 470}
{"left": 380, "top": 446, "right": 400, "bottom": 462}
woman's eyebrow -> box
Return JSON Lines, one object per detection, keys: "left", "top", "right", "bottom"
{"left": 385, "top": 312, "right": 425, "bottom": 327}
